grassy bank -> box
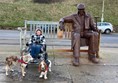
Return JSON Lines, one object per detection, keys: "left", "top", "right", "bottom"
{"left": 0, "top": 0, "right": 118, "bottom": 29}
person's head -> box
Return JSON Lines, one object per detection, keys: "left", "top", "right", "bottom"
{"left": 35, "top": 28, "right": 42, "bottom": 36}
{"left": 77, "top": 3, "right": 85, "bottom": 16}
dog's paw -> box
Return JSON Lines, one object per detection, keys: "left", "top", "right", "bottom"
{"left": 22, "top": 73, "right": 26, "bottom": 77}
{"left": 22, "top": 74, "right": 25, "bottom": 77}
{"left": 44, "top": 76, "right": 47, "bottom": 80}
{"left": 24, "top": 72, "right": 26, "bottom": 74}
{"left": 49, "top": 68, "right": 51, "bottom": 72}
{"left": 6, "top": 73, "right": 8, "bottom": 76}
{"left": 39, "top": 75, "right": 43, "bottom": 78}
{"left": 10, "top": 69, "right": 14, "bottom": 72}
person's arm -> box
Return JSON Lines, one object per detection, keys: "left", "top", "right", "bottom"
{"left": 40, "top": 35, "right": 46, "bottom": 51}
{"left": 59, "top": 14, "right": 73, "bottom": 31}
{"left": 38, "top": 35, "right": 45, "bottom": 45}
{"left": 26, "top": 35, "right": 35, "bottom": 46}
{"left": 41, "top": 36, "right": 46, "bottom": 45}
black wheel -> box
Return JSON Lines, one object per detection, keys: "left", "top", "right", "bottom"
{"left": 104, "top": 29, "right": 111, "bottom": 34}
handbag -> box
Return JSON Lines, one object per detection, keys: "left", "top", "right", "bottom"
{"left": 57, "top": 29, "right": 63, "bottom": 39}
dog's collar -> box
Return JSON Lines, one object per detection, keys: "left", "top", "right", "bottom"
{"left": 18, "top": 59, "right": 28, "bottom": 64}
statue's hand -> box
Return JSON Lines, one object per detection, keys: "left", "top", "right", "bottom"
{"left": 59, "top": 22, "right": 65, "bottom": 31}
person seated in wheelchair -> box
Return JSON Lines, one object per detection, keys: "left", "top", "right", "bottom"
{"left": 26, "top": 28, "right": 48, "bottom": 63}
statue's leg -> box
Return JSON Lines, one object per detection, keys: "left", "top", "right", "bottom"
{"left": 84, "top": 31, "right": 99, "bottom": 63}
{"left": 71, "top": 32, "right": 80, "bottom": 66}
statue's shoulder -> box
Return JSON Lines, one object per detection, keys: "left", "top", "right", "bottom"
{"left": 85, "top": 13, "right": 92, "bottom": 18}
{"left": 72, "top": 13, "right": 78, "bottom": 16}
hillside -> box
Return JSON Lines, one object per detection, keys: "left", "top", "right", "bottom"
{"left": 0, "top": 0, "right": 118, "bottom": 29}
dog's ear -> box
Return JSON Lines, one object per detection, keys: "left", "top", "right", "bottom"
{"left": 14, "top": 56, "right": 18, "bottom": 61}
{"left": 15, "top": 56, "right": 18, "bottom": 59}
{"left": 5, "top": 57, "right": 11, "bottom": 64}
{"left": 39, "top": 63, "right": 41, "bottom": 67}
{"left": 38, "top": 64, "right": 41, "bottom": 72}
{"left": 44, "top": 62, "right": 47, "bottom": 68}
{"left": 6, "top": 57, "right": 8, "bottom": 61}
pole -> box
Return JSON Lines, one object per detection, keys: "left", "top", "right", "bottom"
{"left": 18, "top": 27, "right": 23, "bottom": 55}
{"left": 101, "top": 0, "right": 105, "bottom": 22}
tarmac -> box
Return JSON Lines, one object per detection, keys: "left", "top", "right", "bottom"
{"left": 0, "top": 37, "right": 118, "bottom": 83}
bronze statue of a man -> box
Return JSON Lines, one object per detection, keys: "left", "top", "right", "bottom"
{"left": 59, "top": 3, "right": 99, "bottom": 66}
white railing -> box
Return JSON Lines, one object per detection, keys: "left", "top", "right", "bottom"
{"left": 25, "top": 20, "right": 59, "bottom": 38}
{"left": 18, "top": 20, "right": 60, "bottom": 54}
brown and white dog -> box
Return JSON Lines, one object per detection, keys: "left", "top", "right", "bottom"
{"left": 5, "top": 53, "right": 33, "bottom": 76}
{"left": 38, "top": 59, "right": 51, "bottom": 79}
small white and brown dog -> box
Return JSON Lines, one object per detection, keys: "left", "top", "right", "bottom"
{"left": 5, "top": 53, "right": 33, "bottom": 76}
{"left": 38, "top": 59, "right": 51, "bottom": 79}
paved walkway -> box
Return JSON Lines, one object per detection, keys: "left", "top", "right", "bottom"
{"left": 0, "top": 42, "right": 118, "bottom": 83}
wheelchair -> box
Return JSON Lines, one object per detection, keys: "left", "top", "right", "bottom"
{"left": 22, "top": 43, "right": 48, "bottom": 63}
